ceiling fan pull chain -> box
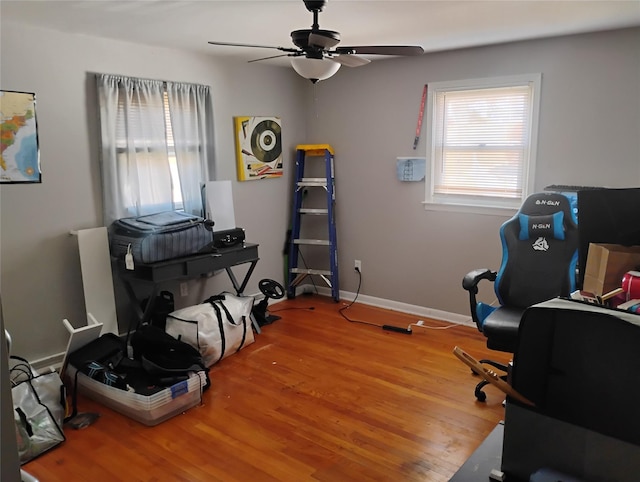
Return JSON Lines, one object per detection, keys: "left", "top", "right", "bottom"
{"left": 413, "top": 84, "right": 428, "bottom": 150}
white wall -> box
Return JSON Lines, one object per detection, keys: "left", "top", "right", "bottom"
{"left": 306, "top": 27, "right": 640, "bottom": 314}
{"left": 0, "top": 22, "right": 308, "bottom": 361}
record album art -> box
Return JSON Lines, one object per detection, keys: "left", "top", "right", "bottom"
{"left": 234, "top": 116, "right": 283, "bottom": 181}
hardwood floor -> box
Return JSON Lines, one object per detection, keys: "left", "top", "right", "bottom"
{"left": 24, "top": 295, "right": 510, "bottom": 481}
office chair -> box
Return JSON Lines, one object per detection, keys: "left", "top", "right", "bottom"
{"left": 462, "top": 192, "right": 578, "bottom": 401}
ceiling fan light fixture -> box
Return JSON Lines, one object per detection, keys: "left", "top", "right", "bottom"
{"left": 290, "top": 57, "right": 340, "bottom": 83}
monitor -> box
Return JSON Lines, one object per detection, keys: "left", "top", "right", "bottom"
{"left": 576, "top": 187, "right": 640, "bottom": 289}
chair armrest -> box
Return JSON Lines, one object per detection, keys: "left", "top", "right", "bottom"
{"left": 462, "top": 268, "right": 497, "bottom": 293}
{"left": 462, "top": 268, "right": 497, "bottom": 330}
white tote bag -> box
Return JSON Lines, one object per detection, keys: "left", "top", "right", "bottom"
{"left": 165, "top": 292, "right": 254, "bottom": 367}
{"left": 10, "top": 356, "right": 66, "bottom": 464}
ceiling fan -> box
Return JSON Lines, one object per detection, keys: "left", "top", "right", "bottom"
{"left": 208, "top": 0, "right": 424, "bottom": 83}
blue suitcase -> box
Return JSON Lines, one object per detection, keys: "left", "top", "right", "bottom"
{"left": 110, "top": 211, "right": 213, "bottom": 264}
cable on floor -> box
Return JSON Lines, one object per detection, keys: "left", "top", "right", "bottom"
{"left": 270, "top": 306, "right": 315, "bottom": 313}
{"left": 338, "top": 267, "right": 380, "bottom": 327}
{"left": 339, "top": 269, "right": 411, "bottom": 334}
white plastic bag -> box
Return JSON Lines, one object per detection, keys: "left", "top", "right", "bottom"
{"left": 10, "top": 357, "right": 66, "bottom": 464}
{"left": 165, "top": 292, "right": 254, "bottom": 367}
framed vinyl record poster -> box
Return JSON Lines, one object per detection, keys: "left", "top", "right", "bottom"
{"left": 234, "top": 116, "right": 283, "bottom": 181}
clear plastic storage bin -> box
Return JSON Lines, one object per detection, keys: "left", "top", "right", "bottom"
{"left": 67, "top": 367, "right": 206, "bottom": 426}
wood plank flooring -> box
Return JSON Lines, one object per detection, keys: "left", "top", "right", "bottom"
{"left": 23, "top": 295, "right": 510, "bottom": 482}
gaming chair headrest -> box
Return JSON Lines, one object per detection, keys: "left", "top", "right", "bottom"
{"left": 515, "top": 192, "right": 575, "bottom": 239}
{"left": 518, "top": 192, "right": 572, "bottom": 217}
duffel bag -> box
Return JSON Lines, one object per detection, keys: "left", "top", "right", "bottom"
{"left": 165, "top": 292, "right": 254, "bottom": 367}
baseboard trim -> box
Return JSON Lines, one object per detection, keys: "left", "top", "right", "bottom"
{"left": 30, "top": 352, "right": 64, "bottom": 374}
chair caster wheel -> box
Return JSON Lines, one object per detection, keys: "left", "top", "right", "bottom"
{"left": 475, "top": 390, "right": 487, "bottom": 402}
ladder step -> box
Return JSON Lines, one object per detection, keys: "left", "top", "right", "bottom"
{"left": 296, "top": 144, "right": 335, "bottom": 156}
{"left": 293, "top": 239, "right": 330, "bottom": 246}
{"left": 291, "top": 268, "right": 332, "bottom": 276}
{"left": 299, "top": 208, "right": 328, "bottom": 215}
{"left": 298, "top": 178, "right": 328, "bottom": 187}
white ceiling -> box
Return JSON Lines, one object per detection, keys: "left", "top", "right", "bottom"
{"left": 3, "top": 0, "right": 640, "bottom": 67}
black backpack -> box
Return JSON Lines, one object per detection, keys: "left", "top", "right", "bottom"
{"left": 130, "top": 324, "right": 210, "bottom": 390}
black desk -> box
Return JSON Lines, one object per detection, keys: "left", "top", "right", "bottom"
{"left": 449, "top": 421, "right": 528, "bottom": 482}
{"left": 119, "top": 243, "right": 261, "bottom": 333}
{"left": 450, "top": 422, "right": 504, "bottom": 481}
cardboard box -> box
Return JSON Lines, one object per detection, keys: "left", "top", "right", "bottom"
{"left": 583, "top": 243, "right": 640, "bottom": 296}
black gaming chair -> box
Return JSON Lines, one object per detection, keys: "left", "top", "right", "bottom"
{"left": 462, "top": 192, "right": 578, "bottom": 401}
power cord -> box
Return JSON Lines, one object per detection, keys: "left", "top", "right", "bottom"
{"left": 339, "top": 268, "right": 411, "bottom": 333}
{"left": 270, "top": 306, "right": 315, "bottom": 313}
{"left": 339, "top": 267, "right": 379, "bottom": 327}
{"left": 341, "top": 268, "right": 455, "bottom": 334}
{"left": 408, "top": 320, "right": 457, "bottom": 331}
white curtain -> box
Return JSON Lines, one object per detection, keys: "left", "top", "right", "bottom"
{"left": 96, "top": 74, "right": 213, "bottom": 225}
{"left": 166, "top": 82, "right": 213, "bottom": 217}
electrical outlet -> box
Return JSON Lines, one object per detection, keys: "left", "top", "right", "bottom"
{"left": 354, "top": 259, "right": 362, "bottom": 272}
{"left": 180, "top": 282, "right": 188, "bottom": 297}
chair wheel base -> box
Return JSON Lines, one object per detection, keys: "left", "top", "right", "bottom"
{"left": 475, "top": 380, "right": 489, "bottom": 402}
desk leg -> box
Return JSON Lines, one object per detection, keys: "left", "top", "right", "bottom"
{"left": 122, "top": 277, "right": 158, "bottom": 331}
{"left": 225, "top": 261, "right": 261, "bottom": 334}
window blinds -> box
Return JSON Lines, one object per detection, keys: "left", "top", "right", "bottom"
{"left": 433, "top": 84, "right": 533, "bottom": 199}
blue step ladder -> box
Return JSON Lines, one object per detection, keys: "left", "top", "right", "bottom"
{"left": 287, "top": 144, "right": 339, "bottom": 302}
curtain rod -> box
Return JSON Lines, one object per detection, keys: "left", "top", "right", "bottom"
{"left": 91, "top": 72, "right": 209, "bottom": 89}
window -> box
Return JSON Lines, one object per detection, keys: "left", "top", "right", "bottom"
{"left": 424, "top": 74, "right": 541, "bottom": 211}
{"left": 162, "top": 92, "right": 183, "bottom": 208}
{"left": 113, "top": 87, "right": 182, "bottom": 210}
{"left": 97, "top": 74, "right": 213, "bottom": 225}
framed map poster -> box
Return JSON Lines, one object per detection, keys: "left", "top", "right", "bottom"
{"left": 234, "top": 116, "right": 283, "bottom": 181}
{"left": 0, "top": 90, "right": 41, "bottom": 183}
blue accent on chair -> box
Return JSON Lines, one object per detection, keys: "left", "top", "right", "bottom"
{"left": 496, "top": 221, "right": 510, "bottom": 306}
{"left": 476, "top": 302, "right": 498, "bottom": 329}
{"left": 518, "top": 214, "right": 530, "bottom": 240}
{"left": 568, "top": 249, "right": 578, "bottom": 293}
{"left": 518, "top": 211, "right": 565, "bottom": 241}
{"left": 553, "top": 211, "right": 565, "bottom": 240}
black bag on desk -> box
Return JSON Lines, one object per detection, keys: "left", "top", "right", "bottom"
{"left": 110, "top": 211, "right": 214, "bottom": 264}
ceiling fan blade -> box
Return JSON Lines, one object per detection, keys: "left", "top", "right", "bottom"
{"left": 248, "top": 54, "right": 296, "bottom": 63}
{"left": 336, "top": 45, "right": 425, "bottom": 56}
{"left": 309, "top": 32, "right": 340, "bottom": 49}
{"left": 332, "top": 54, "right": 371, "bottom": 68}
{"left": 208, "top": 41, "right": 299, "bottom": 53}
